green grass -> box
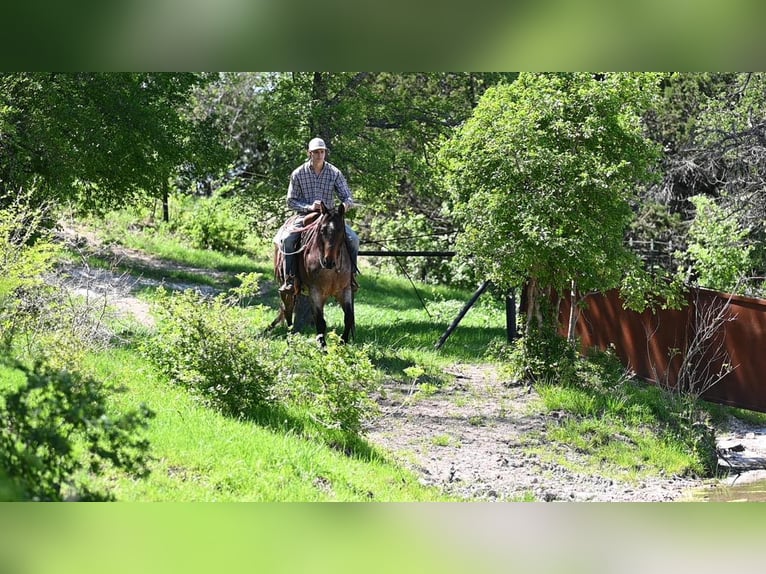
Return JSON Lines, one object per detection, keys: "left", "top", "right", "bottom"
{"left": 86, "top": 348, "right": 453, "bottom": 501}
{"left": 533, "top": 379, "right": 706, "bottom": 480}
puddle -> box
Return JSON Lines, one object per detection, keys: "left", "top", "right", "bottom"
{"left": 689, "top": 474, "right": 766, "bottom": 502}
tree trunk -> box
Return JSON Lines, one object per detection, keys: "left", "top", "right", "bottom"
{"left": 162, "top": 180, "right": 170, "bottom": 223}
{"left": 567, "top": 279, "right": 578, "bottom": 343}
{"left": 524, "top": 278, "right": 544, "bottom": 334}
{"left": 506, "top": 290, "right": 518, "bottom": 342}
{"left": 292, "top": 294, "right": 315, "bottom": 333}
{"left": 310, "top": 73, "right": 331, "bottom": 143}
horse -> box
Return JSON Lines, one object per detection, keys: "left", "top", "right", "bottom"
{"left": 270, "top": 201, "right": 356, "bottom": 345}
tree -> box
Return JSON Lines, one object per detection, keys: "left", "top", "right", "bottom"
{"left": 440, "top": 73, "right": 663, "bottom": 335}
{"left": 663, "top": 73, "right": 766, "bottom": 285}
{"left": 679, "top": 195, "right": 754, "bottom": 292}
{"left": 0, "top": 73, "right": 229, "bottom": 216}
{"left": 194, "top": 73, "right": 516, "bottom": 241}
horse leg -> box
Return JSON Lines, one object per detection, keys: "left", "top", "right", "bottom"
{"left": 338, "top": 289, "right": 355, "bottom": 343}
{"left": 309, "top": 290, "right": 328, "bottom": 346}
{"left": 281, "top": 292, "right": 295, "bottom": 329}
{"left": 266, "top": 308, "right": 285, "bottom": 331}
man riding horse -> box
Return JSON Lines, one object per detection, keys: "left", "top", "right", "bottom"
{"left": 279, "top": 137, "right": 359, "bottom": 294}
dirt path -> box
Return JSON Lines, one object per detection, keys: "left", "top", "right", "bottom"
{"left": 368, "top": 363, "right": 695, "bottom": 501}
{"left": 56, "top": 224, "right": 228, "bottom": 327}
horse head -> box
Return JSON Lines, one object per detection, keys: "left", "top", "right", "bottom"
{"left": 317, "top": 202, "right": 346, "bottom": 270}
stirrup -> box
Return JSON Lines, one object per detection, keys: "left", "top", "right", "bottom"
{"left": 279, "top": 276, "right": 296, "bottom": 294}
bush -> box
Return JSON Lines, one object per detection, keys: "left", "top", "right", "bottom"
{"left": 0, "top": 199, "right": 60, "bottom": 351}
{"left": 273, "top": 333, "right": 381, "bottom": 435}
{"left": 176, "top": 194, "right": 249, "bottom": 252}
{"left": 142, "top": 286, "right": 275, "bottom": 417}
{"left": 0, "top": 357, "right": 154, "bottom": 501}
{"left": 503, "top": 326, "right": 579, "bottom": 387}
{"left": 143, "top": 280, "right": 381, "bottom": 436}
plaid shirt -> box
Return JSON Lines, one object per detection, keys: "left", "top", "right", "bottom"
{"left": 287, "top": 160, "right": 353, "bottom": 214}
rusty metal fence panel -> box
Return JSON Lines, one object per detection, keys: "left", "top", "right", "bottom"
{"left": 559, "top": 287, "right": 766, "bottom": 413}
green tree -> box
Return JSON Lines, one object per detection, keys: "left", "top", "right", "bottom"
{"left": 195, "top": 73, "right": 516, "bottom": 241}
{"left": 670, "top": 73, "right": 766, "bottom": 283}
{"left": 680, "top": 195, "right": 753, "bottom": 292}
{"left": 0, "top": 73, "right": 229, "bottom": 215}
{"left": 441, "top": 73, "right": 664, "bottom": 333}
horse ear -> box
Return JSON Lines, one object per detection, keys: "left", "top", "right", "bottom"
{"left": 319, "top": 201, "right": 327, "bottom": 214}
{"left": 338, "top": 203, "right": 345, "bottom": 217}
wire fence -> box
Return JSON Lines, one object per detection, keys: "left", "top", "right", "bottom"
{"left": 626, "top": 238, "right": 679, "bottom": 270}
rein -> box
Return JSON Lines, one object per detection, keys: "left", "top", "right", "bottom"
{"left": 278, "top": 211, "right": 347, "bottom": 271}
{"left": 277, "top": 214, "right": 324, "bottom": 256}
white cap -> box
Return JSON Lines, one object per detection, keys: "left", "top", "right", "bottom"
{"left": 308, "top": 137, "right": 327, "bottom": 151}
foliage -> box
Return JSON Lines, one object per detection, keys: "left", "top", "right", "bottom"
{"left": 0, "top": 73, "right": 229, "bottom": 213}
{"left": 0, "top": 357, "right": 154, "bottom": 501}
{"left": 190, "top": 73, "right": 518, "bottom": 246}
{"left": 678, "top": 195, "right": 753, "bottom": 292}
{"left": 661, "top": 73, "right": 766, "bottom": 290}
{"left": 173, "top": 192, "right": 250, "bottom": 253}
{"left": 441, "top": 72, "right": 664, "bottom": 332}
{"left": 503, "top": 326, "right": 579, "bottom": 387}
{"left": 142, "top": 280, "right": 381, "bottom": 436}
{"left": 142, "top": 285, "right": 276, "bottom": 417}
{"left": 273, "top": 333, "right": 381, "bottom": 435}
{"left": 0, "top": 195, "right": 59, "bottom": 350}
{"left": 0, "top": 195, "right": 123, "bottom": 370}
{"left": 619, "top": 265, "right": 686, "bottom": 313}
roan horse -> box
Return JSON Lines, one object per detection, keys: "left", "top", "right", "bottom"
{"left": 270, "top": 202, "right": 355, "bottom": 345}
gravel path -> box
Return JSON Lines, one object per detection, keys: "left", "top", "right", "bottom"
{"left": 366, "top": 363, "right": 766, "bottom": 502}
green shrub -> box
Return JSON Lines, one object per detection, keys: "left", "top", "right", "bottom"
{"left": 503, "top": 326, "right": 579, "bottom": 387}
{"left": 273, "top": 333, "right": 381, "bottom": 435}
{"left": 142, "top": 287, "right": 275, "bottom": 417}
{"left": 0, "top": 358, "right": 154, "bottom": 501}
{"left": 176, "top": 194, "right": 249, "bottom": 252}
{"left": 0, "top": 201, "right": 60, "bottom": 351}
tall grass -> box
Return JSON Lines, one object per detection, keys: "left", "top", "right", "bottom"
{"left": 86, "top": 348, "right": 452, "bottom": 501}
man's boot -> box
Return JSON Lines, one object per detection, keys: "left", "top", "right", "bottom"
{"left": 280, "top": 253, "right": 297, "bottom": 293}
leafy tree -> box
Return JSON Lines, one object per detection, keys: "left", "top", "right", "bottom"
{"left": 659, "top": 73, "right": 766, "bottom": 284}
{"left": 630, "top": 73, "right": 735, "bottom": 262}
{"left": 193, "top": 73, "right": 516, "bottom": 241}
{"left": 679, "top": 195, "right": 754, "bottom": 292}
{"left": 440, "top": 73, "right": 664, "bottom": 334}
{"left": 0, "top": 73, "right": 229, "bottom": 215}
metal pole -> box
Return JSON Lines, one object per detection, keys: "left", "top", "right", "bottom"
{"left": 435, "top": 281, "right": 490, "bottom": 349}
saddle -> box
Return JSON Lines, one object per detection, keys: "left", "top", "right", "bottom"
{"left": 274, "top": 211, "right": 321, "bottom": 245}
{"left": 275, "top": 211, "right": 324, "bottom": 296}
